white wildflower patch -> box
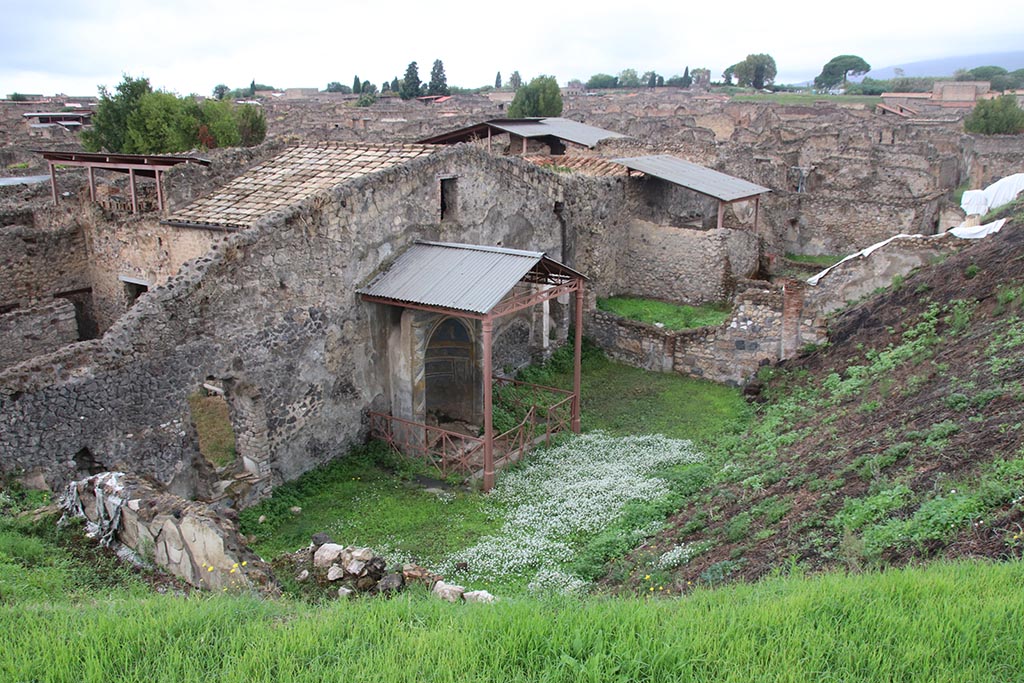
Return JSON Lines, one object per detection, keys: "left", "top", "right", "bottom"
{"left": 436, "top": 432, "right": 703, "bottom": 589}
{"left": 656, "top": 540, "right": 714, "bottom": 570}
{"left": 527, "top": 568, "right": 590, "bottom": 596}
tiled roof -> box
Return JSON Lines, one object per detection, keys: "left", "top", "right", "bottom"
{"left": 524, "top": 155, "right": 634, "bottom": 177}
{"left": 166, "top": 143, "right": 438, "bottom": 229}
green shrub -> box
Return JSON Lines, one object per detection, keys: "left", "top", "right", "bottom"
{"left": 964, "top": 95, "right": 1024, "bottom": 135}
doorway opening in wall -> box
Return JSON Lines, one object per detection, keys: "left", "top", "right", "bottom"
{"left": 120, "top": 276, "right": 150, "bottom": 308}
{"left": 55, "top": 287, "right": 98, "bottom": 340}
{"left": 425, "top": 317, "right": 479, "bottom": 436}
{"left": 187, "top": 380, "right": 238, "bottom": 471}
{"left": 440, "top": 176, "right": 458, "bottom": 222}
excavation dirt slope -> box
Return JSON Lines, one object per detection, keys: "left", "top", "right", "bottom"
{"left": 608, "top": 202, "right": 1024, "bottom": 592}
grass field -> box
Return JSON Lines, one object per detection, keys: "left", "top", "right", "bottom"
{"left": 1, "top": 561, "right": 1021, "bottom": 682}
{"left": 732, "top": 92, "right": 882, "bottom": 107}
{"left": 597, "top": 296, "right": 732, "bottom": 331}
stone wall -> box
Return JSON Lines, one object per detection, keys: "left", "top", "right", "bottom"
{"left": 0, "top": 298, "right": 78, "bottom": 369}
{"left": 804, "top": 234, "right": 963, "bottom": 314}
{"left": 588, "top": 280, "right": 825, "bottom": 386}
{"left": 613, "top": 220, "right": 760, "bottom": 304}
{"left": 0, "top": 207, "right": 90, "bottom": 307}
{"left": 0, "top": 146, "right": 588, "bottom": 501}
{"left": 964, "top": 134, "right": 1024, "bottom": 189}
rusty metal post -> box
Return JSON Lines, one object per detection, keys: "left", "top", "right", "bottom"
{"left": 87, "top": 166, "right": 95, "bottom": 202}
{"left": 717, "top": 200, "right": 725, "bottom": 230}
{"left": 521, "top": 136, "right": 527, "bottom": 155}
{"left": 572, "top": 282, "right": 583, "bottom": 433}
{"left": 129, "top": 169, "right": 138, "bottom": 214}
{"left": 754, "top": 195, "right": 760, "bottom": 234}
{"left": 48, "top": 162, "right": 58, "bottom": 205}
{"left": 155, "top": 169, "right": 165, "bottom": 214}
{"left": 482, "top": 316, "right": 495, "bottom": 491}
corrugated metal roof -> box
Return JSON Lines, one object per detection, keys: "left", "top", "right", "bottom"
{"left": 489, "top": 118, "right": 626, "bottom": 148}
{"left": 612, "top": 155, "right": 770, "bottom": 202}
{"left": 358, "top": 241, "right": 565, "bottom": 314}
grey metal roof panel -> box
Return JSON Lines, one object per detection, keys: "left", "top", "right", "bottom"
{"left": 358, "top": 242, "right": 544, "bottom": 314}
{"left": 612, "top": 155, "right": 770, "bottom": 202}
{"left": 489, "top": 118, "right": 626, "bottom": 148}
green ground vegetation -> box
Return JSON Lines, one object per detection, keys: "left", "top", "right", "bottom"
{"left": 597, "top": 296, "right": 732, "bottom": 331}
{"left": 187, "top": 392, "right": 237, "bottom": 468}
{"left": 732, "top": 92, "right": 881, "bottom": 107}
{"left": 784, "top": 252, "right": 843, "bottom": 267}
{"left": 1, "top": 561, "right": 1021, "bottom": 682}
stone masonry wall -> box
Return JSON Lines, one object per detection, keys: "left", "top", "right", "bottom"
{"left": 0, "top": 207, "right": 90, "bottom": 307}
{"left": 589, "top": 280, "right": 825, "bottom": 386}
{"left": 0, "top": 146, "right": 583, "bottom": 500}
{"left": 0, "top": 298, "right": 78, "bottom": 370}
{"left": 614, "top": 220, "right": 760, "bottom": 304}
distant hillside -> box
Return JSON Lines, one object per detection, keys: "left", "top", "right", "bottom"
{"left": 867, "top": 51, "right": 1024, "bottom": 79}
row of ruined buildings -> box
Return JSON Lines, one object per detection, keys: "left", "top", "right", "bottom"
{"left": 1, "top": 98, "right": 1023, "bottom": 519}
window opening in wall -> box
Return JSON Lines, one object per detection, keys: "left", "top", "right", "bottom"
{"left": 119, "top": 276, "right": 150, "bottom": 308}
{"left": 55, "top": 287, "right": 97, "bottom": 340}
{"left": 74, "top": 447, "right": 104, "bottom": 477}
{"left": 440, "top": 177, "right": 458, "bottom": 222}
{"left": 187, "top": 380, "right": 237, "bottom": 471}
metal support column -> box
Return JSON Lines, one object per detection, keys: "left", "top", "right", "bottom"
{"left": 717, "top": 200, "right": 725, "bottom": 230}
{"left": 482, "top": 317, "right": 495, "bottom": 492}
{"left": 87, "top": 166, "right": 95, "bottom": 202}
{"left": 155, "top": 169, "right": 165, "bottom": 214}
{"left": 572, "top": 283, "right": 584, "bottom": 433}
{"left": 48, "top": 162, "right": 58, "bottom": 205}
{"left": 129, "top": 169, "right": 138, "bottom": 214}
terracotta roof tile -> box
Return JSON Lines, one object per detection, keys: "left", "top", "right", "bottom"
{"left": 168, "top": 143, "right": 438, "bottom": 229}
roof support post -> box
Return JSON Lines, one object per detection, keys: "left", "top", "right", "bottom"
{"left": 572, "top": 282, "right": 584, "bottom": 434}
{"left": 487, "top": 126, "right": 492, "bottom": 152}
{"left": 155, "top": 169, "right": 165, "bottom": 214}
{"left": 754, "top": 195, "right": 760, "bottom": 234}
{"left": 87, "top": 166, "right": 96, "bottom": 202}
{"left": 482, "top": 316, "right": 495, "bottom": 492}
{"left": 48, "top": 162, "right": 58, "bottom": 206}
{"left": 522, "top": 136, "right": 527, "bottom": 155}
{"left": 717, "top": 200, "right": 725, "bottom": 230}
{"left": 129, "top": 168, "right": 138, "bottom": 214}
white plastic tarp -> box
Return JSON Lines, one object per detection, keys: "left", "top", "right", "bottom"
{"left": 960, "top": 173, "right": 1024, "bottom": 216}
{"left": 948, "top": 218, "right": 1006, "bottom": 239}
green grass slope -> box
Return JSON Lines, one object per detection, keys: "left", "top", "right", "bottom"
{"left": 605, "top": 208, "right": 1024, "bottom": 592}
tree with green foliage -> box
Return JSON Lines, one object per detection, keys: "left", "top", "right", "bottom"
{"left": 644, "top": 71, "right": 660, "bottom": 88}
{"left": 964, "top": 95, "right": 1024, "bottom": 135}
{"left": 212, "top": 84, "right": 229, "bottom": 100}
{"left": 236, "top": 104, "right": 266, "bottom": 147}
{"left": 814, "top": 55, "right": 871, "bottom": 91}
{"left": 355, "top": 93, "right": 377, "bottom": 107}
{"left": 732, "top": 54, "right": 777, "bottom": 89}
{"left": 82, "top": 74, "right": 265, "bottom": 153}
{"left": 509, "top": 71, "right": 522, "bottom": 90}
{"left": 390, "top": 77, "right": 400, "bottom": 93}
{"left": 617, "top": 69, "right": 641, "bottom": 88}
{"left": 82, "top": 75, "right": 152, "bottom": 153}
{"left": 495, "top": 72, "right": 502, "bottom": 89}
{"left": 249, "top": 80, "right": 256, "bottom": 97}
{"left": 427, "top": 59, "right": 450, "bottom": 96}
{"left": 681, "top": 67, "right": 692, "bottom": 88}
{"left": 722, "top": 64, "right": 737, "bottom": 85}
{"left": 9, "top": 92, "right": 29, "bottom": 101}
{"left": 399, "top": 62, "right": 421, "bottom": 100}
{"left": 380, "top": 80, "right": 390, "bottom": 93}
{"left": 507, "top": 75, "right": 562, "bottom": 118}
{"left": 586, "top": 73, "right": 618, "bottom": 89}
{"left": 352, "top": 76, "right": 361, "bottom": 94}
{"left": 362, "top": 81, "right": 377, "bottom": 95}
{"left": 326, "top": 82, "right": 351, "bottom": 93}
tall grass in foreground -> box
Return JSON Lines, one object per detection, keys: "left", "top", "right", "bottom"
{"left": 2, "top": 561, "right": 1021, "bottom": 682}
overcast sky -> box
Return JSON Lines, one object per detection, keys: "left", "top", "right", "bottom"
{"left": 3, "top": 0, "right": 1023, "bottom": 97}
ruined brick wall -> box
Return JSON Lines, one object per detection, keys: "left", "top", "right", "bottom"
{"left": 588, "top": 280, "right": 825, "bottom": 386}
{"left": 964, "top": 135, "right": 1024, "bottom": 189}
{"left": 0, "top": 207, "right": 90, "bottom": 307}
{"left": 0, "top": 298, "right": 78, "bottom": 369}
{"left": 803, "top": 234, "right": 962, "bottom": 315}
{"left": 612, "top": 220, "right": 759, "bottom": 304}
{"left": 0, "top": 146, "right": 578, "bottom": 499}
{"left": 83, "top": 214, "right": 229, "bottom": 331}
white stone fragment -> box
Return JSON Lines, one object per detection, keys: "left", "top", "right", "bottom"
{"left": 326, "top": 564, "right": 346, "bottom": 581}
{"left": 313, "top": 543, "right": 346, "bottom": 568}
{"left": 432, "top": 580, "right": 465, "bottom": 603}
{"left": 337, "top": 587, "right": 354, "bottom": 599}
{"left": 463, "top": 590, "right": 496, "bottom": 603}
{"left": 350, "top": 547, "right": 374, "bottom": 562}
{"left": 296, "top": 569, "right": 310, "bottom": 582}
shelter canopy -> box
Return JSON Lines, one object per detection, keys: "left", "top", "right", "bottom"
{"left": 358, "top": 241, "right": 583, "bottom": 316}
{"left": 612, "top": 155, "right": 770, "bottom": 202}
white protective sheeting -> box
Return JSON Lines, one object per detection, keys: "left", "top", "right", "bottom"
{"left": 960, "top": 173, "right": 1024, "bottom": 216}
{"left": 807, "top": 219, "right": 1008, "bottom": 286}
{"left": 948, "top": 218, "right": 1006, "bottom": 239}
